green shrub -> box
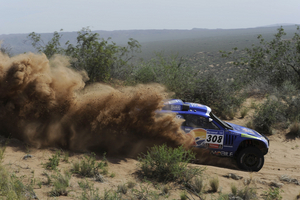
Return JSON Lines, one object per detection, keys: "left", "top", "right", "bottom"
{"left": 42, "top": 172, "right": 51, "bottom": 185}
{"left": 78, "top": 180, "right": 91, "bottom": 190}
{"left": 244, "top": 79, "right": 274, "bottom": 97}
{"left": 286, "top": 95, "right": 300, "bottom": 121}
{"left": 45, "top": 151, "right": 60, "bottom": 170}
{"left": 101, "top": 168, "right": 109, "bottom": 175}
{"left": 79, "top": 185, "right": 102, "bottom": 200}
{"left": 0, "top": 142, "right": 35, "bottom": 199}
{"left": 49, "top": 171, "right": 71, "bottom": 197}
{"left": 262, "top": 187, "right": 283, "bottom": 200}
{"left": 138, "top": 144, "right": 204, "bottom": 182}
{"left": 79, "top": 181, "right": 120, "bottom": 200}
{"left": 131, "top": 180, "right": 160, "bottom": 200}
{"left": 237, "top": 186, "right": 257, "bottom": 200}
{"left": 117, "top": 183, "right": 128, "bottom": 194}
{"left": 71, "top": 152, "right": 107, "bottom": 178}
{"left": 226, "top": 108, "right": 236, "bottom": 119}
{"left": 0, "top": 164, "right": 33, "bottom": 199}
{"left": 0, "top": 146, "right": 5, "bottom": 162}
{"left": 102, "top": 189, "right": 122, "bottom": 200}
{"left": 189, "top": 177, "right": 203, "bottom": 193}
{"left": 28, "top": 28, "right": 141, "bottom": 83}
{"left": 223, "top": 27, "right": 300, "bottom": 88}
{"left": 252, "top": 97, "right": 287, "bottom": 135}
{"left": 62, "top": 152, "right": 69, "bottom": 163}
{"left": 161, "top": 185, "right": 169, "bottom": 195}
{"left": 180, "top": 191, "right": 187, "bottom": 200}
{"left": 289, "top": 121, "right": 300, "bottom": 138}
{"left": 193, "top": 73, "right": 245, "bottom": 119}
{"left": 0, "top": 139, "right": 8, "bottom": 162}
{"left": 231, "top": 184, "right": 237, "bottom": 196}
{"left": 240, "top": 107, "right": 250, "bottom": 118}
{"left": 133, "top": 63, "right": 157, "bottom": 83}
{"left": 248, "top": 82, "right": 300, "bottom": 135}
{"left": 218, "top": 186, "right": 256, "bottom": 200}
{"left": 127, "top": 181, "right": 136, "bottom": 189}
{"left": 209, "top": 177, "right": 219, "bottom": 193}
{"left": 130, "top": 53, "right": 197, "bottom": 101}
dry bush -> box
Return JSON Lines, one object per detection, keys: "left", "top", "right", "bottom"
{"left": 289, "top": 121, "right": 300, "bottom": 138}
{"left": 209, "top": 177, "right": 219, "bottom": 193}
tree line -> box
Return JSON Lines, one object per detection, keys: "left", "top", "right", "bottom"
{"left": 24, "top": 26, "right": 300, "bottom": 136}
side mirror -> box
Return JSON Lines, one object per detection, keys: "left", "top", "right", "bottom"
{"left": 208, "top": 118, "right": 213, "bottom": 123}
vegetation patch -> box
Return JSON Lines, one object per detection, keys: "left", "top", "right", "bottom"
{"left": 138, "top": 144, "right": 204, "bottom": 182}
{"left": 252, "top": 97, "right": 287, "bottom": 135}
{"left": 289, "top": 121, "right": 300, "bottom": 138}
{"left": 44, "top": 151, "right": 60, "bottom": 170}
{"left": 49, "top": 171, "right": 71, "bottom": 197}
{"left": 0, "top": 144, "right": 35, "bottom": 200}
{"left": 262, "top": 187, "right": 283, "bottom": 200}
{"left": 71, "top": 152, "right": 108, "bottom": 178}
{"left": 209, "top": 177, "right": 219, "bottom": 193}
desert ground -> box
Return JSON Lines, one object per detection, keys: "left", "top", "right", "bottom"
{"left": 1, "top": 108, "right": 300, "bottom": 200}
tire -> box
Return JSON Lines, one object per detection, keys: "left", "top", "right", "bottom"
{"left": 236, "top": 147, "right": 264, "bottom": 172}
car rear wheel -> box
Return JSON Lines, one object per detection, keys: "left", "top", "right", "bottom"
{"left": 236, "top": 147, "right": 264, "bottom": 172}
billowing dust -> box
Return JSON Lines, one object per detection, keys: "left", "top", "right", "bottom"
{"left": 0, "top": 52, "right": 236, "bottom": 169}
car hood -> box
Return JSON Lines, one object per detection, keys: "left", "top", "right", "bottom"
{"left": 226, "top": 122, "right": 262, "bottom": 138}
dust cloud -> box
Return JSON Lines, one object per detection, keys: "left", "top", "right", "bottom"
{"left": 0, "top": 52, "right": 238, "bottom": 169}
{"left": 0, "top": 52, "right": 194, "bottom": 156}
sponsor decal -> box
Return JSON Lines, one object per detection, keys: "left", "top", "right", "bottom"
{"left": 211, "top": 151, "right": 234, "bottom": 157}
{"left": 190, "top": 103, "right": 205, "bottom": 108}
{"left": 171, "top": 105, "right": 181, "bottom": 110}
{"left": 188, "top": 128, "right": 207, "bottom": 147}
{"left": 176, "top": 115, "right": 184, "bottom": 119}
{"left": 167, "top": 99, "right": 181, "bottom": 104}
{"left": 223, "top": 145, "right": 234, "bottom": 148}
{"left": 241, "top": 128, "right": 255, "bottom": 134}
{"left": 188, "top": 129, "right": 224, "bottom": 149}
{"left": 241, "top": 133, "right": 257, "bottom": 139}
{"left": 193, "top": 129, "right": 207, "bottom": 146}
{"left": 207, "top": 143, "right": 223, "bottom": 149}
{"left": 206, "top": 130, "right": 224, "bottom": 146}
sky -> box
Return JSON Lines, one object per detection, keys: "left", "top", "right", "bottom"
{"left": 0, "top": 0, "right": 300, "bottom": 35}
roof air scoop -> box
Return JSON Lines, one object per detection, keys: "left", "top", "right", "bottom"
{"left": 182, "top": 104, "right": 190, "bottom": 111}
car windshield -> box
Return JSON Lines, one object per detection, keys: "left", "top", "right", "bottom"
{"left": 210, "top": 113, "right": 233, "bottom": 130}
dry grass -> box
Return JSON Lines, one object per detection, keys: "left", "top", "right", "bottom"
{"left": 240, "top": 107, "right": 250, "bottom": 118}
{"left": 209, "top": 177, "right": 219, "bottom": 193}
{"left": 289, "top": 121, "right": 300, "bottom": 138}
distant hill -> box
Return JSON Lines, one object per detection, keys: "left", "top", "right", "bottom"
{"left": 0, "top": 25, "right": 299, "bottom": 60}
{"left": 255, "top": 23, "right": 299, "bottom": 28}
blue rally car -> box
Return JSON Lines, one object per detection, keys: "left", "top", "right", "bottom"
{"left": 160, "top": 99, "right": 269, "bottom": 171}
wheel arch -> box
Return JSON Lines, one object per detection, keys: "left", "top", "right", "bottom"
{"left": 235, "top": 139, "right": 268, "bottom": 157}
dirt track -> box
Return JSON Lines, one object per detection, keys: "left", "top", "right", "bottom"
{"left": 1, "top": 123, "right": 300, "bottom": 200}
{"left": 1, "top": 52, "right": 300, "bottom": 199}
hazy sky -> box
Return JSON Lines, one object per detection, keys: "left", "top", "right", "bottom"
{"left": 0, "top": 0, "right": 299, "bottom": 34}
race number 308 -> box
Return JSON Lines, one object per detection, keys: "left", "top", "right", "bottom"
{"left": 206, "top": 134, "right": 223, "bottom": 144}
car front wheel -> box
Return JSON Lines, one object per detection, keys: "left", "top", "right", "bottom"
{"left": 236, "top": 147, "right": 264, "bottom": 172}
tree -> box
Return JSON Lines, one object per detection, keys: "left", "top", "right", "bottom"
{"left": 0, "top": 43, "right": 12, "bottom": 57}
{"left": 27, "top": 28, "right": 141, "bottom": 83}
{"left": 27, "top": 30, "right": 64, "bottom": 58}
{"left": 221, "top": 26, "right": 300, "bottom": 87}
{"left": 131, "top": 52, "right": 197, "bottom": 100}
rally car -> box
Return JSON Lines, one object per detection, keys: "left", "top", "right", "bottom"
{"left": 160, "top": 99, "right": 269, "bottom": 171}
